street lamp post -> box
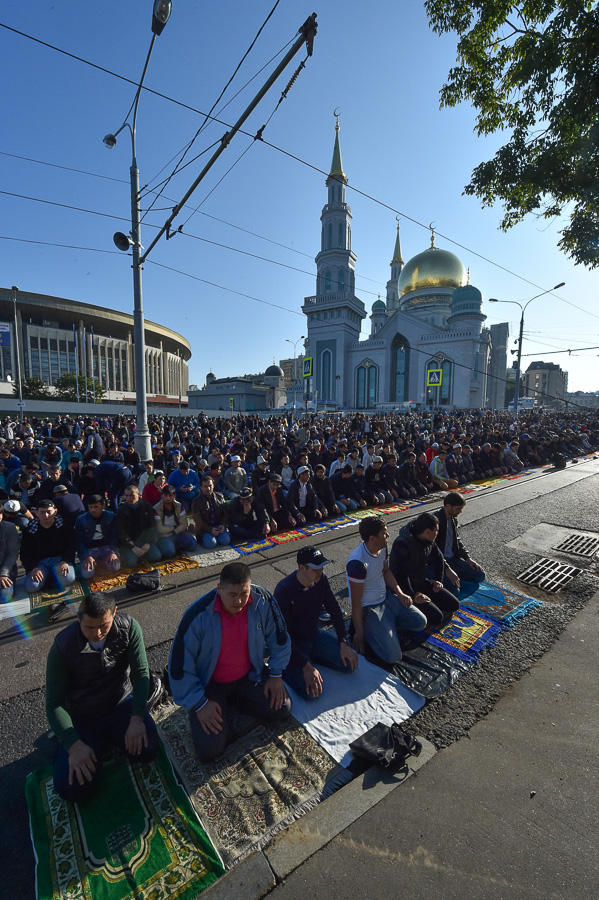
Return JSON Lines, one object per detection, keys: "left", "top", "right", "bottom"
{"left": 489, "top": 282, "right": 565, "bottom": 411}
{"left": 104, "top": 0, "right": 172, "bottom": 460}
{"left": 11, "top": 286, "right": 23, "bottom": 424}
{"left": 285, "top": 335, "right": 305, "bottom": 409}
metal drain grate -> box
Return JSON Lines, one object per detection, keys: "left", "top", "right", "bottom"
{"left": 553, "top": 534, "right": 599, "bottom": 558}
{"left": 517, "top": 557, "right": 583, "bottom": 593}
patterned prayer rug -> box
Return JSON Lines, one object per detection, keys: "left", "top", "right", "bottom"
{"left": 231, "top": 537, "right": 276, "bottom": 555}
{"left": 324, "top": 514, "right": 355, "bottom": 528}
{"left": 29, "top": 577, "right": 88, "bottom": 611}
{"left": 347, "top": 508, "right": 383, "bottom": 521}
{"left": 380, "top": 504, "right": 411, "bottom": 514}
{"left": 268, "top": 530, "right": 305, "bottom": 544}
{"left": 26, "top": 744, "right": 225, "bottom": 900}
{"left": 422, "top": 608, "right": 503, "bottom": 662}
{"left": 155, "top": 703, "right": 352, "bottom": 868}
{"left": 459, "top": 580, "right": 542, "bottom": 627}
{"left": 391, "top": 644, "right": 473, "bottom": 699}
{"left": 91, "top": 554, "right": 201, "bottom": 591}
{"left": 296, "top": 522, "right": 333, "bottom": 536}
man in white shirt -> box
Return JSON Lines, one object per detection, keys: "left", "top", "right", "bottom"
{"left": 346, "top": 516, "right": 427, "bottom": 663}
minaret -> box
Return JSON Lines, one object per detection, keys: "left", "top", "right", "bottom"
{"left": 302, "top": 114, "right": 366, "bottom": 407}
{"left": 386, "top": 219, "right": 404, "bottom": 311}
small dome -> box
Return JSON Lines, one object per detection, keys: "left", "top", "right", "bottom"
{"left": 452, "top": 283, "right": 483, "bottom": 316}
{"left": 372, "top": 299, "right": 386, "bottom": 312}
{"left": 265, "top": 364, "right": 284, "bottom": 377}
{"left": 398, "top": 247, "right": 466, "bottom": 298}
{"left": 206, "top": 372, "right": 216, "bottom": 384}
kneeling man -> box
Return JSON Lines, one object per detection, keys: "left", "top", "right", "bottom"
{"left": 275, "top": 546, "right": 358, "bottom": 699}
{"left": 45, "top": 591, "right": 158, "bottom": 802}
{"left": 169, "top": 561, "right": 291, "bottom": 760}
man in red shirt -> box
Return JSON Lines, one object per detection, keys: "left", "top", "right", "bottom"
{"left": 169, "top": 562, "right": 291, "bottom": 760}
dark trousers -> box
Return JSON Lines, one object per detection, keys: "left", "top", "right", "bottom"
{"left": 444, "top": 556, "right": 486, "bottom": 587}
{"left": 230, "top": 522, "right": 264, "bottom": 542}
{"left": 188, "top": 670, "right": 291, "bottom": 761}
{"left": 414, "top": 581, "right": 460, "bottom": 629}
{"left": 53, "top": 696, "right": 158, "bottom": 802}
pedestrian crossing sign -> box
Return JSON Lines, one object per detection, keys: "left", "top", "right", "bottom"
{"left": 302, "top": 357, "right": 313, "bottom": 377}
{"left": 229, "top": 398, "right": 235, "bottom": 408}
{"left": 427, "top": 369, "right": 442, "bottom": 387}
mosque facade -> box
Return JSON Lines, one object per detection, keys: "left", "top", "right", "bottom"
{"left": 302, "top": 124, "right": 509, "bottom": 410}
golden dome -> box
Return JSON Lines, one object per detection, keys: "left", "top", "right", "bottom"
{"left": 398, "top": 247, "right": 467, "bottom": 298}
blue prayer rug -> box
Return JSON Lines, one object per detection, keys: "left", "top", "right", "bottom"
{"left": 423, "top": 609, "right": 503, "bottom": 663}
{"left": 458, "top": 580, "right": 542, "bottom": 627}
{"left": 232, "top": 537, "right": 276, "bottom": 555}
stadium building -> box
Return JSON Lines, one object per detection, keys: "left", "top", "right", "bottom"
{"left": 0, "top": 288, "right": 190, "bottom": 406}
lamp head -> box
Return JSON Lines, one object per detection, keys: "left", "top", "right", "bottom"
{"left": 152, "top": 0, "right": 172, "bottom": 35}
{"left": 488, "top": 298, "right": 498, "bottom": 303}
{"left": 103, "top": 133, "right": 117, "bottom": 149}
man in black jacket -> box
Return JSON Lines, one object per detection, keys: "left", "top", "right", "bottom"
{"left": 227, "top": 487, "right": 270, "bottom": 542}
{"left": 21, "top": 499, "right": 76, "bottom": 601}
{"left": 330, "top": 465, "right": 366, "bottom": 513}
{"left": 285, "top": 467, "right": 323, "bottom": 525}
{"left": 311, "top": 465, "right": 340, "bottom": 519}
{"left": 257, "top": 473, "right": 296, "bottom": 533}
{"left": 115, "top": 484, "right": 161, "bottom": 568}
{"left": 389, "top": 512, "right": 460, "bottom": 628}
{"left": 433, "top": 493, "right": 485, "bottom": 587}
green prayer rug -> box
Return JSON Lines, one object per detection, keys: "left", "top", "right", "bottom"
{"left": 26, "top": 744, "right": 224, "bottom": 900}
{"left": 28, "top": 577, "right": 88, "bottom": 611}
{"left": 155, "top": 703, "right": 352, "bottom": 868}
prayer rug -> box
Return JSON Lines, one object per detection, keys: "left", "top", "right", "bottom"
{"left": 296, "top": 522, "right": 333, "bottom": 536}
{"left": 231, "top": 537, "right": 276, "bottom": 555}
{"left": 155, "top": 703, "right": 352, "bottom": 868}
{"left": 347, "top": 508, "right": 382, "bottom": 521}
{"left": 422, "top": 609, "right": 503, "bottom": 662}
{"left": 91, "top": 555, "right": 201, "bottom": 591}
{"left": 391, "top": 644, "right": 473, "bottom": 699}
{"left": 380, "top": 503, "right": 411, "bottom": 514}
{"left": 288, "top": 656, "right": 425, "bottom": 769}
{"left": 191, "top": 547, "right": 239, "bottom": 567}
{"left": 26, "top": 744, "right": 225, "bottom": 900}
{"left": 268, "top": 529, "right": 305, "bottom": 544}
{"left": 324, "top": 514, "right": 355, "bottom": 529}
{"left": 459, "top": 580, "right": 542, "bottom": 627}
{"left": 29, "top": 577, "right": 87, "bottom": 612}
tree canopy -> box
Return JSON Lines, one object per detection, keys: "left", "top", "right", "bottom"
{"left": 425, "top": 0, "right": 599, "bottom": 266}
{"left": 54, "top": 373, "right": 104, "bottom": 403}
{"left": 13, "top": 378, "right": 49, "bottom": 400}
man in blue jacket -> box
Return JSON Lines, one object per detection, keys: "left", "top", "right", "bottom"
{"left": 75, "top": 494, "right": 121, "bottom": 581}
{"left": 169, "top": 561, "right": 291, "bottom": 760}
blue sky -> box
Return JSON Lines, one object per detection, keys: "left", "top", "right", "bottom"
{"left": 2, "top": 0, "right": 598, "bottom": 393}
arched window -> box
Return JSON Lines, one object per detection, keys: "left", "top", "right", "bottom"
{"left": 338, "top": 222, "right": 344, "bottom": 249}
{"left": 441, "top": 359, "right": 452, "bottom": 404}
{"left": 356, "top": 362, "right": 378, "bottom": 409}
{"left": 327, "top": 223, "right": 332, "bottom": 249}
{"left": 349, "top": 270, "right": 355, "bottom": 292}
{"left": 324, "top": 270, "right": 331, "bottom": 293}
{"left": 321, "top": 349, "right": 332, "bottom": 400}
{"left": 390, "top": 335, "right": 409, "bottom": 402}
{"left": 425, "top": 357, "right": 452, "bottom": 406}
{"left": 338, "top": 269, "right": 345, "bottom": 292}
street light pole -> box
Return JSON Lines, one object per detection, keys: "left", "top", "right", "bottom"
{"left": 489, "top": 282, "right": 565, "bottom": 411}
{"left": 11, "top": 286, "right": 23, "bottom": 424}
{"left": 104, "top": 0, "right": 172, "bottom": 461}
{"left": 285, "top": 335, "right": 305, "bottom": 410}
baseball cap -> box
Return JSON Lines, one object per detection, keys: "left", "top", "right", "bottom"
{"left": 53, "top": 484, "right": 68, "bottom": 494}
{"left": 257, "top": 456, "right": 267, "bottom": 465}
{"left": 239, "top": 487, "right": 253, "bottom": 499}
{"left": 297, "top": 465, "right": 310, "bottom": 475}
{"left": 297, "top": 546, "right": 330, "bottom": 569}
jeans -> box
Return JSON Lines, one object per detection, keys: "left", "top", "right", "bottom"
{"left": 24, "top": 556, "right": 76, "bottom": 593}
{"left": 362, "top": 588, "right": 428, "bottom": 663}
{"left": 201, "top": 530, "right": 231, "bottom": 549}
{"left": 80, "top": 546, "right": 121, "bottom": 580}
{"left": 53, "top": 696, "right": 158, "bottom": 802}
{"left": 443, "top": 556, "right": 486, "bottom": 589}
{"left": 283, "top": 630, "right": 354, "bottom": 700}
{"left": 188, "top": 670, "right": 291, "bottom": 761}
{"left": 157, "top": 531, "right": 198, "bottom": 558}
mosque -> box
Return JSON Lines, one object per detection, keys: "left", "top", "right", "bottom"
{"left": 301, "top": 122, "right": 510, "bottom": 410}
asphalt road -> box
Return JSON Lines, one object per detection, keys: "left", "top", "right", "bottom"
{"left": 1, "top": 459, "right": 598, "bottom": 897}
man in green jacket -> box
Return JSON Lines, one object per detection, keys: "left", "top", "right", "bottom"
{"left": 45, "top": 591, "right": 158, "bottom": 802}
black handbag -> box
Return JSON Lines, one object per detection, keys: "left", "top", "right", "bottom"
{"left": 349, "top": 722, "right": 422, "bottom": 769}
{"left": 125, "top": 570, "right": 163, "bottom": 594}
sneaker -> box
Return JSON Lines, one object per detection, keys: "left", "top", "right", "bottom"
{"left": 48, "top": 601, "right": 69, "bottom": 624}
{"left": 319, "top": 609, "right": 332, "bottom": 623}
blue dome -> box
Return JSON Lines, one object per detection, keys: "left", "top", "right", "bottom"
{"left": 372, "top": 299, "right": 386, "bottom": 312}
{"left": 452, "top": 283, "right": 483, "bottom": 316}
{"left": 265, "top": 365, "right": 284, "bottom": 377}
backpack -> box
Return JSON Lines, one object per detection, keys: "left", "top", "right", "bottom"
{"left": 349, "top": 722, "right": 422, "bottom": 769}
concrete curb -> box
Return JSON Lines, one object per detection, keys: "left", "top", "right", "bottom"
{"left": 202, "top": 736, "right": 436, "bottom": 899}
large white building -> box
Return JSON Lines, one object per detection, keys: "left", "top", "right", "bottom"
{"left": 302, "top": 124, "right": 509, "bottom": 410}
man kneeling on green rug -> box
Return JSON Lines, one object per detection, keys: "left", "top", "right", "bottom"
{"left": 169, "top": 561, "right": 292, "bottom": 760}
{"left": 45, "top": 591, "right": 158, "bottom": 802}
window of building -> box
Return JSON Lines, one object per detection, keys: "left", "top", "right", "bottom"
{"left": 390, "top": 335, "right": 409, "bottom": 402}
{"left": 324, "top": 270, "right": 331, "bottom": 293}
{"left": 356, "top": 363, "right": 377, "bottom": 408}
{"left": 338, "top": 269, "right": 345, "bottom": 292}
{"left": 338, "top": 222, "right": 344, "bottom": 249}
{"left": 321, "top": 349, "right": 332, "bottom": 400}
{"left": 327, "top": 223, "right": 332, "bottom": 250}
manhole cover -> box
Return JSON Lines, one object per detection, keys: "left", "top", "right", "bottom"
{"left": 553, "top": 534, "right": 599, "bottom": 558}
{"left": 517, "top": 557, "right": 583, "bottom": 593}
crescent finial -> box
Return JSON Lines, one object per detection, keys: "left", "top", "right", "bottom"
{"left": 333, "top": 107, "right": 341, "bottom": 129}
{"left": 429, "top": 221, "right": 436, "bottom": 248}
